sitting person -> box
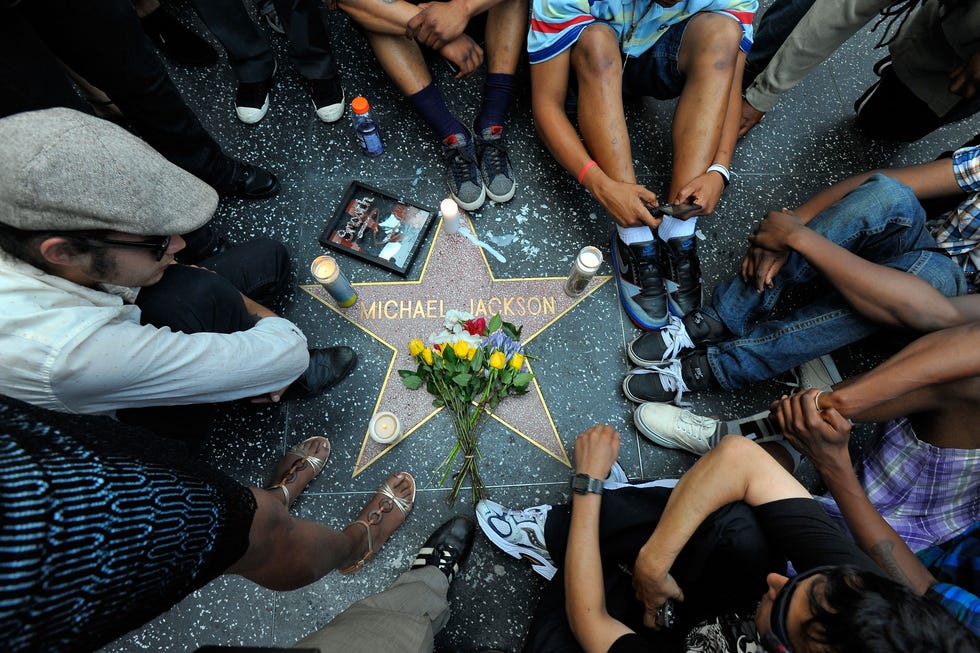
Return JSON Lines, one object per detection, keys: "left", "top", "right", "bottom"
{"left": 0, "top": 394, "right": 416, "bottom": 653}
{"left": 739, "top": 0, "right": 980, "bottom": 141}
{"left": 0, "top": 108, "right": 355, "bottom": 438}
{"left": 476, "top": 425, "right": 980, "bottom": 651}
{"left": 338, "top": 0, "right": 525, "bottom": 210}
{"left": 528, "top": 0, "right": 755, "bottom": 330}
{"left": 621, "top": 143, "right": 977, "bottom": 403}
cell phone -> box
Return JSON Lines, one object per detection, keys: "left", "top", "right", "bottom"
{"left": 443, "top": 57, "right": 460, "bottom": 76}
{"left": 651, "top": 202, "right": 702, "bottom": 218}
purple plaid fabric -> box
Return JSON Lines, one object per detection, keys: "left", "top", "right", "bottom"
{"left": 814, "top": 418, "right": 980, "bottom": 552}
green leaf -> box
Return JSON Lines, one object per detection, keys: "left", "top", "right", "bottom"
{"left": 398, "top": 369, "right": 417, "bottom": 379}
{"left": 488, "top": 313, "right": 502, "bottom": 333}
{"left": 501, "top": 368, "right": 514, "bottom": 384}
{"left": 453, "top": 372, "right": 473, "bottom": 387}
{"left": 513, "top": 372, "right": 533, "bottom": 388}
{"left": 444, "top": 347, "right": 458, "bottom": 363}
{"left": 432, "top": 398, "right": 445, "bottom": 407}
{"left": 470, "top": 348, "right": 484, "bottom": 371}
{"left": 402, "top": 374, "right": 423, "bottom": 390}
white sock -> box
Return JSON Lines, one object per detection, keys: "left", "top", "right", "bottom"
{"left": 657, "top": 215, "right": 697, "bottom": 241}
{"left": 617, "top": 225, "right": 656, "bottom": 245}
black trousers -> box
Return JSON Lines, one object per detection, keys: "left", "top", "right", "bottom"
{"left": 191, "top": 0, "right": 338, "bottom": 82}
{"left": 0, "top": 0, "right": 236, "bottom": 189}
{"left": 118, "top": 238, "right": 292, "bottom": 443}
{"left": 523, "top": 486, "right": 783, "bottom": 653}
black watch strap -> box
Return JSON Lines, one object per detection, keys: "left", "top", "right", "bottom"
{"left": 570, "top": 472, "right": 604, "bottom": 495}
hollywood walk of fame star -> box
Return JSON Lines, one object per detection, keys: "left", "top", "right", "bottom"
{"left": 302, "top": 216, "right": 609, "bottom": 476}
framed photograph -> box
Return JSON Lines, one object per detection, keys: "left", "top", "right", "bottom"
{"left": 319, "top": 181, "right": 437, "bottom": 277}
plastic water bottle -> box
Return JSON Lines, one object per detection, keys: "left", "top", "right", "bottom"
{"left": 351, "top": 96, "right": 384, "bottom": 157}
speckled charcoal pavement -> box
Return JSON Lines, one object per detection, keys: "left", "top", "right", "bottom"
{"left": 97, "top": 2, "right": 978, "bottom": 651}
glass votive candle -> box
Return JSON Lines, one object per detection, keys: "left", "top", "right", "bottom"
{"left": 369, "top": 411, "right": 402, "bottom": 444}
{"left": 311, "top": 255, "right": 357, "bottom": 307}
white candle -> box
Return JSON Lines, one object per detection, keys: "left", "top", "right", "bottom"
{"left": 311, "top": 255, "right": 357, "bottom": 307}
{"left": 369, "top": 411, "right": 402, "bottom": 444}
{"left": 440, "top": 197, "right": 460, "bottom": 235}
{"left": 564, "top": 246, "right": 603, "bottom": 297}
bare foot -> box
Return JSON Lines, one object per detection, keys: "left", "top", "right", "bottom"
{"left": 265, "top": 436, "right": 330, "bottom": 506}
{"left": 340, "top": 471, "right": 416, "bottom": 573}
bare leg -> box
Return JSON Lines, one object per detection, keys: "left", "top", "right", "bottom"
{"left": 484, "top": 0, "right": 526, "bottom": 75}
{"left": 670, "top": 12, "right": 742, "bottom": 197}
{"left": 364, "top": 33, "right": 432, "bottom": 95}
{"left": 572, "top": 24, "right": 637, "bottom": 184}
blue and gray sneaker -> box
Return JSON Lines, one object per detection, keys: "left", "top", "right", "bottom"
{"left": 442, "top": 132, "right": 486, "bottom": 211}
{"left": 476, "top": 500, "right": 556, "bottom": 580}
{"left": 611, "top": 233, "right": 669, "bottom": 330}
{"left": 475, "top": 125, "right": 515, "bottom": 203}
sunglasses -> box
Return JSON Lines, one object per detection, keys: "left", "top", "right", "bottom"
{"left": 761, "top": 565, "right": 836, "bottom": 653}
{"left": 73, "top": 235, "right": 172, "bottom": 261}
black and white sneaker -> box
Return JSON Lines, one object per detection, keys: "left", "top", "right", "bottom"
{"left": 612, "top": 233, "right": 669, "bottom": 330}
{"left": 235, "top": 63, "right": 276, "bottom": 124}
{"left": 623, "top": 350, "right": 718, "bottom": 404}
{"left": 476, "top": 500, "right": 556, "bottom": 580}
{"left": 410, "top": 516, "right": 475, "bottom": 584}
{"left": 627, "top": 310, "right": 728, "bottom": 367}
{"left": 307, "top": 77, "right": 345, "bottom": 123}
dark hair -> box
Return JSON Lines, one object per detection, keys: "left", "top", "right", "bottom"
{"left": 0, "top": 222, "right": 113, "bottom": 275}
{"left": 801, "top": 566, "right": 980, "bottom": 653}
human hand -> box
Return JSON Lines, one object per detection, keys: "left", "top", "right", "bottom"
{"left": 438, "top": 34, "right": 483, "bottom": 78}
{"left": 769, "top": 389, "right": 851, "bottom": 472}
{"left": 632, "top": 555, "right": 684, "bottom": 630}
{"left": 740, "top": 245, "right": 788, "bottom": 293}
{"left": 573, "top": 424, "right": 620, "bottom": 480}
{"left": 591, "top": 178, "right": 662, "bottom": 228}
{"left": 407, "top": 1, "right": 470, "bottom": 50}
{"left": 249, "top": 383, "right": 290, "bottom": 404}
{"left": 738, "top": 97, "right": 765, "bottom": 138}
{"left": 949, "top": 51, "right": 980, "bottom": 98}
{"left": 673, "top": 172, "right": 724, "bottom": 216}
{"left": 748, "top": 208, "right": 805, "bottom": 252}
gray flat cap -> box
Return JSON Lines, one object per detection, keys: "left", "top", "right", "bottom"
{"left": 0, "top": 108, "right": 217, "bottom": 235}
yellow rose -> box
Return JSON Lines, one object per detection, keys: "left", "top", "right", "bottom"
{"left": 466, "top": 346, "right": 477, "bottom": 360}
{"left": 421, "top": 348, "right": 433, "bottom": 365}
{"left": 488, "top": 351, "right": 506, "bottom": 370}
{"left": 509, "top": 353, "right": 525, "bottom": 370}
{"left": 453, "top": 340, "right": 470, "bottom": 359}
{"left": 408, "top": 339, "right": 424, "bottom": 357}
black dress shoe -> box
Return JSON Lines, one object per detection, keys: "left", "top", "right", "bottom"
{"left": 410, "top": 516, "right": 475, "bottom": 585}
{"left": 176, "top": 225, "right": 231, "bottom": 264}
{"left": 289, "top": 347, "right": 357, "bottom": 399}
{"left": 219, "top": 160, "right": 281, "bottom": 200}
{"left": 140, "top": 8, "right": 218, "bottom": 67}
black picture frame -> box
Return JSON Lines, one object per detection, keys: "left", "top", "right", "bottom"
{"left": 319, "top": 181, "right": 436, "bottom": 277}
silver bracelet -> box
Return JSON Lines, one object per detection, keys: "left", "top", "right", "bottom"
{"left": 706, "top": 163, "right": 731, "bottom": 187}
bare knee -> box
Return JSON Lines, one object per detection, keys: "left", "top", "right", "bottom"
{"left": 679, "top": 13, "right": 742, "bottom": 76}
{"left": 571, "top": 24, "right": 622, "bottom": 80}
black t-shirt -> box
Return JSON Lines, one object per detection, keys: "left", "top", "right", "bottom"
{"left": 607, "top": 498, "right": 879, "bottom": 653}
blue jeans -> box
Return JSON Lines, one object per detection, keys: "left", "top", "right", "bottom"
{"left": 702, "top": 175, "right": 967, "bottom": 391}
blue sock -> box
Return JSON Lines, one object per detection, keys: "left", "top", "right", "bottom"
{"left": 475, "top": 73, "right": 514, "bottom": 133}
{"left": 408, "top": 84, "right": 466, "bottom": 141}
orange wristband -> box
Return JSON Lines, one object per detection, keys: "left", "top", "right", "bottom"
{"left": 577, "top": 160, "right": 597, "bottom": 184}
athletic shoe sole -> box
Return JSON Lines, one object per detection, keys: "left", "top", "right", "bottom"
{"left": 476, "top": 505, "right": 556, "bottom": 580}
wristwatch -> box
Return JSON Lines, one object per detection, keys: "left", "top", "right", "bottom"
{"left": 569, "top": 473, "right": 604, "bottom": 496}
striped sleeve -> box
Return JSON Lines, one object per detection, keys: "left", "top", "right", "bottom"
{"left": 528, "top": 0, "right": 596, "bottom": 64}
{"left": 714, "top": 0, "right": 756, "bottom": 53}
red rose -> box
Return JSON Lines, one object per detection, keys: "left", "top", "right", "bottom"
{"left": 433, "top": 343, "right": 443, "bottom": 352}
{"left": 464, "top": 317, "right": 487, "bottom": 336}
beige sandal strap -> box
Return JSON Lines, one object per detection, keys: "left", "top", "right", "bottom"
{"left": 265, "top": 483, "right": 291, "bottom": 505}
{"left": 377, "top": 481, "right": 413, "bottom": 516}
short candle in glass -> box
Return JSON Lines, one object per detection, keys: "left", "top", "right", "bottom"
{"left": 564, "top": 246, "right": 603, "bottom": 297}
{"left": 369, "top": 411, "right": 402, "bottom": 444}
{"left": 440, "top": 197, "right": 460, "bottom": 235}
{"left": 311, "top": 255, "right": 357, "bottom": 307}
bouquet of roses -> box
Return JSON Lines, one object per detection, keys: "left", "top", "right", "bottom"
{"left": 399, "top": 310, "right": 533, "bottom": 505}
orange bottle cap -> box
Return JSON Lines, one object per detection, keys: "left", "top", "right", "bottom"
{"left": 351, "top": 96, "right": 370, "bottom": 114}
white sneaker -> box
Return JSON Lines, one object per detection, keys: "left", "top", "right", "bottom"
{"left": 633, "top": 402, "right": 721, "bottom": 455}
{"left": 791, "top": 354, "right": 842, "bottom": 392}
{"left": 476, "top": 500, "right": 556, "bottom": 580}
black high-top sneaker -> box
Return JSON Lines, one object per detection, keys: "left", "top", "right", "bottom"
{"left": 612, "top": 233, "right": 669, "bottom": 330}
{"left": 661, "top": 235, "right": 703, "bottom": 317}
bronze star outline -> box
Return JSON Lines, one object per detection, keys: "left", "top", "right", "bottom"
{"left": 301, "top": 215, "right": 610, "bottom": 477}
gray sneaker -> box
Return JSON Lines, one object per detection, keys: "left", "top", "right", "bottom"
{"left": 441, "top": 132, "right": 486, "bottom": 211}
{"left": 476, "top": 500, "right": 556, "bottom": 580}
{"left": 475, "top": 125, "right": 515, "bottom": 203}
{"left": 633, "top": 402, "right": 722, "bottom": 455}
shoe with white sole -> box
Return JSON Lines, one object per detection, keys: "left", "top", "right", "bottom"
{"left": 236, "top": 63, "right": 276, "bottom": 124}
{"left": 476, "top": 500, "right": 556, "bottom": 580}
{"left": 634, "top": 402, "right": 722, "bottom": 455}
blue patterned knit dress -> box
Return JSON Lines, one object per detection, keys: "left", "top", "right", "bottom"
{"left": 0, "top": 395, "right": 257, "bottom": 652}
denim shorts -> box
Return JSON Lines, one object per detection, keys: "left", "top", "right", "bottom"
{"left": 621, "top": 16, "right": 692, "bottom": 100}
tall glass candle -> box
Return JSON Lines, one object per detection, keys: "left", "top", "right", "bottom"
{"left": 564, "top": 246, "right": 603, "bottom": 297}
{"left": 440, "top": 197, "right": 460, "bottom": 235}
{"left": 311, "top": 255, "right": 357, "bottom": 307}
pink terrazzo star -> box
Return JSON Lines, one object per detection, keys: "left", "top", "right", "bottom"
{"left": 302, "top": 216, "right": 609, "bottom": 476}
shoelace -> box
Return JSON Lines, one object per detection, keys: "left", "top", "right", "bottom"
{"left": 481, "top": 137, "right": 510, "bottom": 178}
{"left": 630, "top": 359, "right": 690, "bottom": 406}
{"left": 657, "top": 315, "right": 695, "bottom": 362}
{"left": 446, "top": 141, "right": 479, "bottom": 185}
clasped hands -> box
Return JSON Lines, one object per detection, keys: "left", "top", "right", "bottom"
{"left": 406, "top": 1, "right": 483, "bottom": 75}
{"left": 741, "top": 208, "right": 806, "bottom": 292}
{"left": 769, "top": 388, "right": 852, "bottom": 472}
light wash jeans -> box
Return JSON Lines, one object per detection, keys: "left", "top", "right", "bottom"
{"left": 702, "top": 175, "right": 967, "bottom": 391}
